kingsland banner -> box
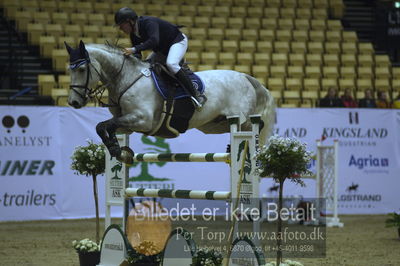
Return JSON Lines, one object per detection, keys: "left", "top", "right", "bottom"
{"left": 0, "top": 107, "right": 398, "bottom": 221}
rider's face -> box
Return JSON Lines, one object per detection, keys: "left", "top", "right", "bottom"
{"left": 119, "top": 21, "right": 133, "bottom": 35}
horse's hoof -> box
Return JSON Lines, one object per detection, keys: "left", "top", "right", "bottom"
{"left": 118, "top": 146, "right": 134, "bottom": 165}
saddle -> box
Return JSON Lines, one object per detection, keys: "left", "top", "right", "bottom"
{"left": 147, "top": 63, "right": 205, "bottom": 138}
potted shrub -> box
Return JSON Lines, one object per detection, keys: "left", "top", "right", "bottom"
{"left": 254, "top": 135, "right": 312, "bottom": 266}
{"left": 71, "top": 140, "right": 106, "bottom": 265}
{"left": 72, "top": 239, "right": 101, "bottom": 266}
{"left": 385, "top": 212, "right": 400, "bottom": 239}
{"left": 191, "top": 248, "right": 223, "bottom": 266}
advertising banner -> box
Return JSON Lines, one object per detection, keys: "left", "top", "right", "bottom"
{"left": 1, "top": 106, "right": 399, "bottom": 221}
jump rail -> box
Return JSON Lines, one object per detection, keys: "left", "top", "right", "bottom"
{"left": 132, "top": 153, "right": 230, "bottom": 163}
{"left": 125, "top": 188, "right": 231, "bottom": 201}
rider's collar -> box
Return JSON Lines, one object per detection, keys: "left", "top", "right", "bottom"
{"left": 70, "top": 58, "right": 89, "bottom": 70}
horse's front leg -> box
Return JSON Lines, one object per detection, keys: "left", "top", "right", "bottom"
{"left": 96, "top": 118, "right": 121, "bottom": 158}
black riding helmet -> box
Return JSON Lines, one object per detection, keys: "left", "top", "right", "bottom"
{"left": 114, "top": 7, "right": 138, "bottom": 26}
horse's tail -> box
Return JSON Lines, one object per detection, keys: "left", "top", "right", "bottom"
{"left": 245, "top": 75, "right": 276, "bottom": 146}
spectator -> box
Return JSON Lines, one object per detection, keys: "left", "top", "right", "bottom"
{"left": 340, "top": 88, "right": 358, "bottom": 108}
{"left": 319, "top": 87, "right": 344, "bottom": 107}
{"left": 358, "top": 89, "right": 376, "bottom": 108}
{"left": 392, "top": 94, "right": 400, "bottom": 109}
{"left": 376, "top": 90, "right": 391, "bottom": 108}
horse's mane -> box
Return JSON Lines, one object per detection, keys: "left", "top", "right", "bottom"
{"left": 85, "top": 42, "right": 145, "bottom": 66}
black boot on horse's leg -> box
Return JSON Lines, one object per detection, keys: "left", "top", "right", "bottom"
{"left": 96, "top": 120, "right": 121, "bottom": 159}
{"left": 175, "top": 68, "right": 207, "bottom": 110}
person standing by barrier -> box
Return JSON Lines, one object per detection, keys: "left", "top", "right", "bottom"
{"left": 376, "top": 90, "right": 391, "bottom": 108}
{"left": 358, "top": 89, "right": 376, "bottom": 108}
{"left": 319, "top": 87, "right": 344, "bottom": 107}
{"left": 340, "top": 88, "right": 358, "bottom": 108}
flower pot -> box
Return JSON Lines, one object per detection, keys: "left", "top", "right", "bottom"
{"left": 78, "top": 251, "right": 100, "bottom": 266}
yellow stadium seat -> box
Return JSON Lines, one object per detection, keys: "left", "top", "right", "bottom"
{"left": 254, "top": 53, "right": 271, "bottom": 65}
{"left": 204, "top": 40, "right": 221, "bottom": 52}
{"left": 196, "top": 5, "right": 213, "bottom": 17}
{"left": 256, "top": 41, "right": 273, "bottom": 53}
{"left": 323, "top": 54, "right": 340, "bottom": 66}
{"left": 341, "top": 54, "right": 357, "bottom": 67}
{"left": 323, "top": 66, "right": 339, "bottom": 79}
{"left": 89, "top": 14, "right": 106, "bottom": 26}
{"left": 268, "top": 78, "right": 285, "bottom": 91}
{"left": 280, "top": 7, "right": 296, "bottom": 18}
{"left": 340, "top": 66, "right": 357, "bottom": 79}
{"left": 311, "top": 19, "right": 326, "bottom": 30}
{"left": 276, "top": 30, "right": 292, "bottom": 41}
{"left": 282, "top": 0, "right": 298, "bottom": 7}
{"left": 194, "top": 16, "right": 210, "bottom": 28}
{"left": 80, "top": 37, "right": 94, "bottom": 45}
{"left": 339, "top": 78, "right": 356, "bottom": 90}
{"left": 78, "top": 2, "right": 93, "bottom": 14}
{"left": 33, "top": 11, "right": 50, "bottom": 24}
{"left": 65, "top": 25, "right": 82, "bottom": 40}
{"left": 231, "top": 6, "right": 247, "bottom": 17}
{"left": 39, "top": 36, "right": 56, "bottom": 58}
{"left": 234, "top": 65, "right": 251, "bottom": 74}
{"left": 289, "top": 53, "right": 305, "bottom": 66}
{"left": 375, "top": 66, "right": 391, "bottom": 79}
{"left": 357, "top": 66, "right": 374, "bottom": 79}
{"left": 208, "top": 28, "right": 224, "bottom": 40}
{"left": 237, "top": 53, "right": 254, "bottom": 65}
{"left": 3, "top": 0, "right": 20, "bottom": 19}
{"left": 272, "top": 53, "right": 289, "bottom": 65}
{"left": 342, "top": 31, "right": 358, "bottom": 42}
{"left": 83, "top": 25, "right": 101, "bottom": 39}
{"left": 342, "top": 42, "right": 358, "bottom": 54}
{"left": 15, "top": 11, "right": 32, "bottom": 32}
{"left": 57, "top": 1, "right": 75, "bottom": 14}
{"left": 309, "top": 30, "right": 325, "bottom": 42}
{"left": 391, "top": 78, "right": 400, "bottom": 91}
{"left": 189, "top": 39, "right": 204, "bottom": 52}
{"left": 57, "top": 36, "right": 76, "bottom": 49}
{"left": 288, "top": 66, "right": 305, "bottom": 78}
{"left": 225, "top": 29, "right": 242, "bottom": 41}
{"left": 185, "top": 52, "right": 200, "bottom": 65}
{"left": 278, "top": 18, "right": 294, "bottom": 29}
{"left": 131, "top": 3, "right": 146, "bottom": 15}
{"left": 146, "top": 4, "right": 163, "bottom": 16}
{"left": 270, "top": 90, "right": 282, "bottom": 102}
{"left": 259, "top": 29, "right": 275, "bottom": 41}
{"left": 252, "top": 65, "right": 269, "bottom": 79}
{"left": 50, "top": 12, "right": 69, "bottom": 26}
{"left": 219, "top": 52, "right": 236, "bottom": 65}
{"left": 177, "top": 17, "right": 194, "bottom": 27}
{"left": 291, "top": 41, "right": 307, "bottom": 54}
{"left": 264, "top": 7, "right": 280, "bottom": 19}
{"left": 27, "top": 23, "right": 45, "bottom": 45}
{"left": 239, "top": 41, "right": 256, "bottom": 53}
{"left": 306, "top": 54, "right": 322, "bottom": 66}
{"left": 303, "top": 78, "right": 321, "bottom": 91}
{"left": 51, "top": 88, "right": 69, "bottom": 106}
{"left": 326, "top": 30, "right": 342, "bottom": 42}
{"left": 325, "top": 42, "right": 341, "bottom": 54}
{"left": 228, "top": 17, "right": 244, "bottom": 29}
{"left": 70, "top": 13, "right": 88, "bottom": 26}
{"left": 358, "top": 42, "right": 374, "bottom": 54}
{"left": 242, "top": 29, "right": 259, "bottom": 41}
{"left": 296, "top": 8, "right": 312, "bottom": 19}
{"left": 305, "top": 66, "right": 321, "bottom": 78}
{"left": 222, "top": 40, "right": 238, "bottom": 52}
{"left": 358, "top": 54, "right": 374, "bottom": 67}
{"left": 285, "top": 78, "right": 303, "bottom": 90}
{"left": 164, "top": 5, "right": 181, "bottom": 16}
{"left": 321, "top": 78, "right": 338, "bottom": 91}
{"left": 298, "top": 0, "right": 313, "bottom": 8}
{"left": 374, "top": 55, "right": 390, "bottom": 67}
{"left": 375, "top": 79, "right": 391, "bottom": 91}
{"left": 52, "top": 49, "right": 69, "bottom": 72}
{"left": 94, "top": 2, "right": 112, "bottom": 15}
{"left": 39, "top": 1, "right": 57, "bottom": 12}
{"left": 197, "top": 64, "right": 215, "bottom": 71}
{"left": 266, "top": 0, "right": 281, "bottom": 7}
{"left": 356, "top": 79, "right": 373, "bottom": 91}
{"left": 191, "top": 28, "right": 208, "bottom": 40}
{"left": 292, "top": 30, "right": 309, "bottom": 42}
{"left": 327, "top": 20, "right": 342, "bottom": 31}
{"left": 312, "top": 8, "right": 328, "bottom": 19}
{"left": 261, "top": 18, "right": 277, "bottom": 29}
{"left": 216, "top": 65, "right": 234, "bottom": 71}
{"left": 101, "top": 26, "right": 117, "bottom": 39}
{"left": 274, "top": 41, "right": 290, "bottom": 53}
{"left": 270, "top": 65, "right": 287, "bottom": 78}
{"left": 214, "top": 6, "right": 231, "bottom": 17}
{"left": 245, "top": 18, "right": 261, "bottom": 29}
{"left": 294, "top": 19, "right": 310, "bottom": 30}
{"left": 302, "top": 90, "right": 320, "bottom": 104}
{"left": 212, "top": 17, "right": 228, "bottom": 29}
{"left": 307, "top": 42, "right": 324, "bottom": 54}
{"left": 392, "top": 67, "right": 400, "bottom": 77}
{"left": 247, "top": 7, "right": 264, "bottom": 18}
{"left": 38, "top": 74, "right": 56, "bottom": 96}
{"left": 181, "top": 5, "right": 197, "bottom": 16}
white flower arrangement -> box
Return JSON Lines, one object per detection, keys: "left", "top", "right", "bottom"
{"left": 71, "top": 140, "right": 106, "bottom": 176}
{"left": 264, "top": 259, "right": 304, "bottom": 266}
{"left": 254, "top": 135, "right": 312, "bottom": 184}
{"left": 72, "top": 238, "right": 101, "bottom": 254}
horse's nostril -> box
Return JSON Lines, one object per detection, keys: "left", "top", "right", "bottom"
{"left": 71, "top": 100, "right": 80, "bottom": 108}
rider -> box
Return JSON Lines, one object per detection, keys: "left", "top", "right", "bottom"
{"left": 114, "top": 7, "right": 207, "bottom": 109}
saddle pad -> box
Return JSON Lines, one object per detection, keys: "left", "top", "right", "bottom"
{"left": 151, "top": 70, "right": 205, "bottom": 100}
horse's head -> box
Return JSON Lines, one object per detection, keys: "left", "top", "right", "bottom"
{"left": 65, "top": 40, "right": 101, "bottom": 108}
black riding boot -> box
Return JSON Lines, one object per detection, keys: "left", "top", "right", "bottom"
{"left": 175, "top": 68, "right": 207, "bottom": 110}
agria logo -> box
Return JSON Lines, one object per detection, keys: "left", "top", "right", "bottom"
{"left": 2, "top": 115, "right": 30, "bottom": 133}
{"left": 349, "top": 155, "right": 389, "bottom": 169}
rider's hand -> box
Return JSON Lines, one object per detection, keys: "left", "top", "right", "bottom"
{"left": 123, "top": 47, "right": 136, "bottom": 56}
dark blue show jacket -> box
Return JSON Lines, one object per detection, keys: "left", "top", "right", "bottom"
{"left": 130, "top": 16, "right": 184, "bottom": 56}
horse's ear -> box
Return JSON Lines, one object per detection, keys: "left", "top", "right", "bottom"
{"left": 64, "top": 41, "right": 73, "bottom": 55}
{"left": 79, "top": 40, "right": 86, "bottom": 51}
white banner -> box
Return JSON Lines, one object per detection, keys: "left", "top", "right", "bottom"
{"left": 0, "top": 107, "right": 399, "bottom": 221}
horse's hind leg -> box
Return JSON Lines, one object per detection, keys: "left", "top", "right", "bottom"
{"left": 96, "top": 118, "right": 121, "bottom": 158}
